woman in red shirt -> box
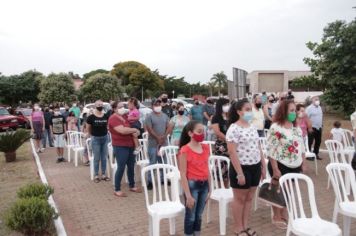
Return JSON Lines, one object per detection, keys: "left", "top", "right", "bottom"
{"left": 178, "top": 120, "right": 211, "bottom": 236}
{"left": 108, "top": 102, "right": 142, "bottom": 197}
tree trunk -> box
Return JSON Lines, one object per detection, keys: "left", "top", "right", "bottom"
{"left": 5, "top": 151, "right": 16, "bottom": 162}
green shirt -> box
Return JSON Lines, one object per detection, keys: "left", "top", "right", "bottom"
{"left": 69, "top": 107, "right": 80, "bottom": 118}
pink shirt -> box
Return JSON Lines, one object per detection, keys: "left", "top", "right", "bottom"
{"left": 31, "top": 111, "right": 43, "bottom": 123}
{"left": 128, "top": 109, "right": 140, "bottom": 124}
{"left": 297, "top": 117, "right": 308, "bottom": 137}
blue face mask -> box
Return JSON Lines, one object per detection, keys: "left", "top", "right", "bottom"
{"left": 242, "top": 112, "right": 253, "bottom": 122}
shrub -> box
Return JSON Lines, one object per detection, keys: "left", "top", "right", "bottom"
{"left": 5, "top": 197, "right": 58, "bottom": 235}
{"left": 0, "top": 128, "right": 31, "bottom": 153}
{"left": 17, "top": 183, "right": 54, "bottom": 200}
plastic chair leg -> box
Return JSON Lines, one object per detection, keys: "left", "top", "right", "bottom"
{"left": 206, "top": 199, "right": 211, "bottom": 223}
{"left": 343, "top": 215, "right": 351, "bottom": 236}
{"left": 148, "top": 216, "right": 153, "bottom": 236}
{"left": 254, "top": 187, "right": 260, "bottom": 211}
{"left": 327, "top": 177, "right": 331, "bottom": 189}
{"left": 169, "top": 217, "right": 175, "bottom": 235}
{"left": 332, "top": 200, "right": 339, "bottom": 223}
{"left": 67, "top": 148, "right": 71, "bottom": 162}
{"left": 315, "top": 158, "right": 318, "bottom": 175}
{"left": 74, "top": 152, "right": 78, "bottom": 167}
{"left": 152, "top": 217, "right": 160, "bottom": 236}
{"left": 218, "top": 200, "right": 227, "bottom": 235}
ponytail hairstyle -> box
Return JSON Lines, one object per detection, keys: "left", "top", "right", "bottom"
{"left": 228, "top": 98, "right": 250, "bottom": 127}
{"left": 179, "top": 120, "right": 201, "bottom": 149}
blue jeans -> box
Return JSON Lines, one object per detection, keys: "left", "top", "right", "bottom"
{"left": 184, "top": 180, "right": 209, "bottom": 235}
{"left": 42, "top": 128, "right": 53, "bottom": 147}
{"left": 91, "top": 135, "right": 109, "bottom": 176}
{"left": 147, "top": 146, "right": 166, "bottom": 184}
{"left": 113, "top": 146, "right": 136, "bottom": 191}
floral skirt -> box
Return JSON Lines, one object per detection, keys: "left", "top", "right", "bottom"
{"left": 213, "top": 139, "right": 229, "bottom": 180}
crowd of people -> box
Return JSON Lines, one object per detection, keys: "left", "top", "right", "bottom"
{"left": 26, "top": 90, "right": 356, "bottom": 236}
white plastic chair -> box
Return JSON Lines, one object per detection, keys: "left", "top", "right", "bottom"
{"left": 326, "top": 163, "right": 356, "bottom": 236}
{"left": 325, "top": 140, "right": 350, "bottom": 189}
{"left": 259, "top": 137, "right": 268, "bottom": 159}
{"left": 341, "top": 129, "right": 354, "bottom": 162}
{"left": 135, "top": 138, "right": 150, "bottom": 181}
{"left": 304, "top": 135, "right": 318, "bottom": 175}
{"left": 254, "top": 157, "right": 272, "bottom": 211}
{"left": 142, "top": 131, "right": 148, "bottom": 140}
{"left": 69, "top": 132, "right": 85, "bottom": 167}
{"left": 207, "top": 155, "right": 233, "bottom": 235}
{"left": 160, "top": 145, "right": 179, "bottom": 167}
{"left": 202, "top": 140, "right": 215, "bottom": 156}
{"left": 279, "top": 173, "right": 342, "bottom": 236}
{"left": 65, "top": 130, "right": 77, "bottom": 162}
{"left": 141, "top": 164, "right": 184, "bottom": 236}
{"left": 86, "top": 138, "right": 94, "bottom": 180}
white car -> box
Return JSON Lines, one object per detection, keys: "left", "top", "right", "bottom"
{"left": 80, "top": 102, "right": 111, "bottom": 120}
{"left": 122, "top": 102, "right": 152, "bottom": 127}
{"left": 171, "top": 98, "right": 193, "bottom": 109}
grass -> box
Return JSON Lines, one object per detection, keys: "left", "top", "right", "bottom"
{"left": 0, "top": 142, "right": 40, "bottom": 236}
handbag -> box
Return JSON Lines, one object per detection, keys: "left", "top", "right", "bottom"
{"left": 258, "top": 179, "right": 286, "bottom": 209}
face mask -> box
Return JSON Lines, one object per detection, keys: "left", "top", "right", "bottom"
{"left": 287, "top": 112, "right": 297, "bottom": 122}
{"left": 96, "top": 106, "right": 103, "bottom": 112}
{"left": 314, "top": 101, "right": 320, "bottom": 106}
{"left": 117, "top": 108, "right": 127, "bottom": 115}
{"left": 34, "top": 106, "right": 40, "bottom": 110}
{"left": 153, "top": 106, "right": 162, "bottom": 113}
{"left": 161, "top": 98, "right": 168, "bottom": 103}
{"left": 54, "top": 111, "right": 60, "bottom": 116}
{"left": 255, "top": 103, "right": 262, "bottom": 109}
{"left": 288, "top": 92, "right": 292, "bottom": 95}
{"left": 242, "top": 112, "right": 253, "bottom": 122}
{"left": 178, "top": 110, "right": 184, "bottom": 116}
{"left": 73, "top": 103, "right": 77, "bottom": 107}
{"left": 195, "top": 101, "right": 199, "bottom": 105}
{"left": 298, "top": 112, "right": 304, "bottom": 118}
{"left": 65, "top": 108, "right": 69, "bottom": 111}
{"left": 207, "top": 100, "right": 212, "bottom": 104}
{"left": 222, "top": 105, "right": 230, "bottom": 113}
{"left": 192, "top": 133, "right": 204, "bottom": 142}
{"left": 269, "top": 100, "right": 274, "bottom": 103}
{"left": 171, "top": 105, "right": 176, "bottom": 109}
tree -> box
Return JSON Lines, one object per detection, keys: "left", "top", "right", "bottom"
{"left": 0, "top": 70, "right": 43, "bottom": 105}
{"left": 290, "top": 75, "right": 325, "bottom": 91}
{"left": 38, "top": 73, "right": 75, "bottom": 104}
{"left": 111, "top": 61, "right": 163, "bottom": 98}
{"left": 83, "top": 69, "right": 109, "bottom": 80}
{"left": 304, "top": 19, "right": 356, "bottom": 115}
{"left": 79, "top": 73, "right": 122, "bottom": 102}
{"left": 210, "top": 71, "right": 227, "bottom": 96}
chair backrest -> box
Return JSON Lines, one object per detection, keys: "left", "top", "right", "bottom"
{"left": 209, "top": 155, "right": 230, "bottom": 192}
{"left": 142, "top": 132, "right": 148, "bottom": 140}
{"left": 259, "top": 137, "right": 267, "bottom": 157}
{"left": 141, "top": 164, "right": 180, "bottom": 208}
{"left": 86, "top": 138, "right": 93, "bottom": 160}
{"left": 137, "top": 138, "right": 149, "bottom": 162}
{"left": 166, "top": 134, "right": 171, "bottom": 146}
{"left": 303, "top": 135, "right": 312, "bottom": 153}
{"left": 326, "top": 163, "right": 356, "bottom": 205}
{"left": 70, "top": 131, "right": 84, "bottom": 148}
{"left": 279, "top": 173, "right": 320, "bottom": 221}
{"left": 325, "top": 140, "right": 348, "bottom": 163}
{"left": 341, "top": 129, "right": 354, "bottom": 149}
{"left": 107, "top": 143, "right": 116, "bottom": 168}
{"left": 160, "top": 146, "right": 179, "bottom": 167}
{"left": 65, "top": 130, "right": 78, "bottom": 146}
{"left": 202, "top": 140, "right": 215, "bottom": 156}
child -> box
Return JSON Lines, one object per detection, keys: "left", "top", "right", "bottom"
{"left": 50, "top": 107, "right": 67, "bottom": 163}
{"left": 127, "top": 97, "right": 141, "bottom": 154}
{"left": 329, "top": 121, "right": 343, "bottom": 143}
{"left": 178, "top": 120, "right": 211, "bottom": 236}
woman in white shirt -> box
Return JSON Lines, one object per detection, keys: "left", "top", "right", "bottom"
{"left": 267, "top": 99, "right": 307, "bottom": 229}
{"left": 227, "top": 99, "right": 266, "bottom": 236}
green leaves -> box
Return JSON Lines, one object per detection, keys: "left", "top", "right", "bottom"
{"left": 303, "top": 19, "right": 356, "bottom": 115}
{"left": 0, "top": 129, "right": 31, "bottom": 153}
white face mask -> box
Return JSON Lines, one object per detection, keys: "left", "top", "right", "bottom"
{"left": 34, "top": 106, "right": 40, "bottom": 110}
{"left": 314, "top": 101, "right": 320, "bottom": 106}
{"left": 117, "top": 108, "right": 128, "bottom": 115}
{"left": 153, "top": 106, "right": 162, "bottom": 113}
{"left": 222, "top": 105, "right": 230, "bottom": 113}
{"left": 73, "top": 103, "right": 77, "bottom": 107}
{"left": 298, "top": 112, "right": 304, "bottom": 118}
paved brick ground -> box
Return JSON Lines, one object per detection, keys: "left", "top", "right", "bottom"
{"left": 39, "top": 148, "right": 356, "bottom": 236}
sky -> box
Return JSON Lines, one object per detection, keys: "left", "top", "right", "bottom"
{"left": 0, "top": 0, "right": 355, "bottom": 84}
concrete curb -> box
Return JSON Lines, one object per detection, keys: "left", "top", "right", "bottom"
{"left": 30, "top": 139, "right": 67, "bottom": 236}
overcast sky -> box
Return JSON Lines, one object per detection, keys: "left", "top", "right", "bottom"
{"left": 0, "top": 0, "right": 355, "bottom": 83}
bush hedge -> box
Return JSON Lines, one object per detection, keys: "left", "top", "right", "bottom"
{"left": 17, "top": 183, "right": 54, "bottom": 200}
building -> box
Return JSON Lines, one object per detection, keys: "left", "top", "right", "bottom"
{"left": 247, "top": 70, "right": 312, "bottom": 94}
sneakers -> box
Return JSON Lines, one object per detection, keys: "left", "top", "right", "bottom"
{"left": 56, "top": 157, "right": 65, "bottom": 163}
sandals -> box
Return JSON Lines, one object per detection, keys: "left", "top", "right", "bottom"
{"left": 129, "top": 187, "right": 142, "bottom": 193}
{"left": 101, "top": 176, "right": 110, "bottom": 181}
{"left": 235, "top": 230, "right": 249, "bottom": 236}
{"left": 235, "top": 228, "right": 257, "bottom": 236}
{"left": 94, "top": 176, "right": 100, "bottom": 183}
{"left": 272, "top": 219, "right": 288, "bottom": 230}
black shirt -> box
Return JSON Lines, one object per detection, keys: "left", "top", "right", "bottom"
{"left": 50, "top": 115, "right": 66, "bottom": 135}
{"left": 86, "top": 113, "right": 109, "bottom": 137}
{"left": 44, "top": 112, "right": 53, "bottom": 129}
{"left": 162, "top": 104, "right": 173, "bottom": 118}
{"left": 211, "top": 115, "right": 228, "bottom": 135}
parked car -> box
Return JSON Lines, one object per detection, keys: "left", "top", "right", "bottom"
{"left": 80, "top": 102, "right": 111, "bottom": 121}
{"left": 122, "top": 102, "right": 152, "bottom": 127}
{"left": 0, "top": 107, "right": 19, "bottom": 131}
{"left": 171, "top": 98, "right": 193, "bottom": 113}
{"left": 15, "top": 108, "right": 32, "bottom": 129}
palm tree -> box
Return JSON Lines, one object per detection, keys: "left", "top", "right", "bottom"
{"left": 210, "top": 71, "right": 227, "bottom": 96}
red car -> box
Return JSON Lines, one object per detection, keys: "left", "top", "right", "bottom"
{"left": 0, "top": 107, "right": 19, "bottom": 131}
{"left": 15, "top": 108, "right": 32, "bottom": 129}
